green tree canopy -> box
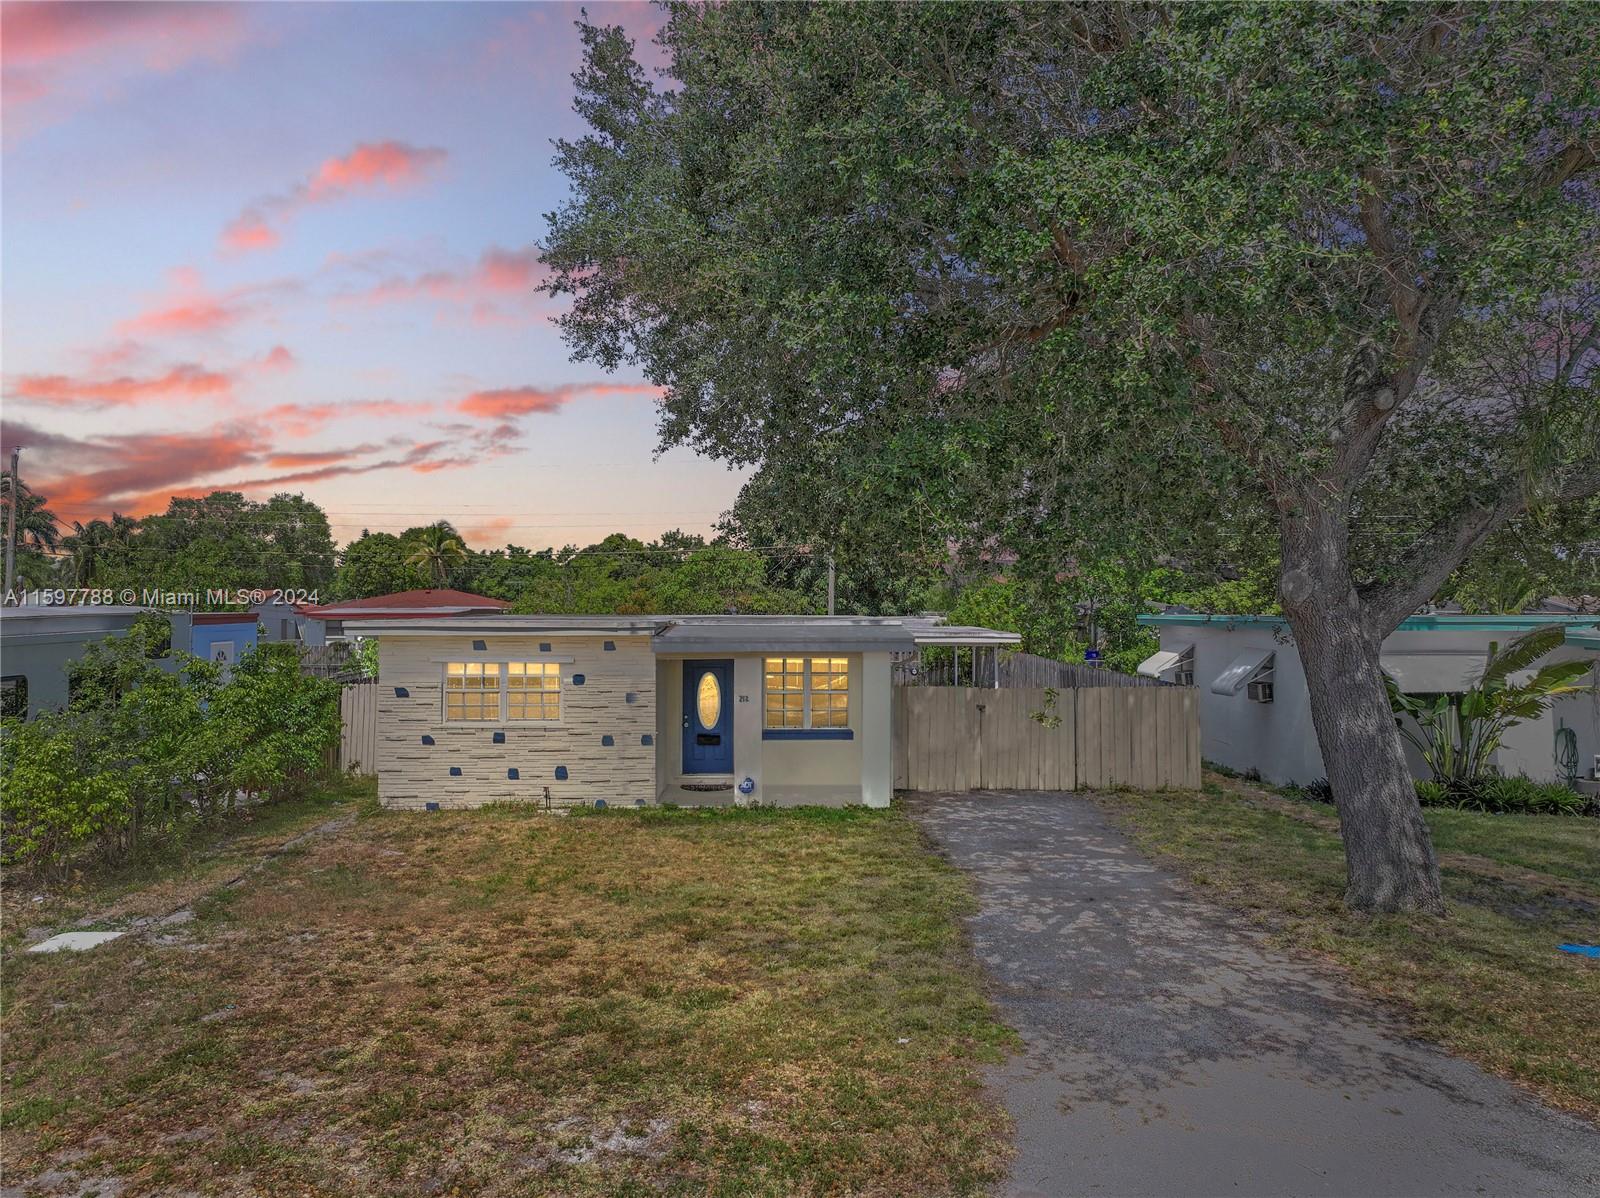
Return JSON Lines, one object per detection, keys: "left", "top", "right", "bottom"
{"left": 543, "top": 2, "right": 1600, "bottom": 912}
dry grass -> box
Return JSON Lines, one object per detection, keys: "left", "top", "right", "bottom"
{"left": 2, "top": 786, "right": 1014, "bottom": 1197}
{"left": 1096, "top": 773, "right": 1600, "bottom": 1123}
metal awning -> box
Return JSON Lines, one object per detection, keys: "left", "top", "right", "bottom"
{"left": 1379, "top": 652, "right": 1485, "bottom": 694}
{"left": 1137, "top": 646, "right": 1191, "bottom": 678}
{"left": 1211, "top": 649, "right": 1274, "bottom": 695}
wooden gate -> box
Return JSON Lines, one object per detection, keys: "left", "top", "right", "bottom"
{"left": 893, "top": 686, "right": 1200, "bottom": 792}
{"left": 339, "top": 680, "right": 378, "bottom": 776}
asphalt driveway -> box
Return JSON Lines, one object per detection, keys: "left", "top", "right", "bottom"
{"left": 906, "top": 791, "right": 1600, "bottom": 1198}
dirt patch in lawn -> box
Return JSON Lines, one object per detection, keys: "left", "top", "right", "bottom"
{"left": 2, "top": 801, "right": 1013, "bottom": 1197}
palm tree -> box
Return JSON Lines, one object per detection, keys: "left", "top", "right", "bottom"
{"left": 1387, "top": 624, "right": 1596, "bottom": 783}
{"left": 61, "top": 519, "right": 115, "bottom": 586}
{"left": 404, "top": 523, "right": 467, "bottom": 586}
{"left": 1, "top": 472, "right": 62, "bottom": 553}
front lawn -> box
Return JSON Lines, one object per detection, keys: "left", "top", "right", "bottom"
{"left": 1098, "top": 774, "right": 1600, "bottom": 1122}
{"left": 2, "top": 790, "right": 1014, "bottom": 1197}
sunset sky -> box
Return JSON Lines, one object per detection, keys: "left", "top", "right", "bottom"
{"left": 1, "top": 0, "right": 747, "bottom": 549}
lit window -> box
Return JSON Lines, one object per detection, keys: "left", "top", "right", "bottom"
{"left": 507, "top": 662, "right": 561, "bottom": 721}
{"left": 444, "top": 662, "right": 501, "bottom": 722}
{"left": 763, "top": 656, "right": 848, "bottom": 729}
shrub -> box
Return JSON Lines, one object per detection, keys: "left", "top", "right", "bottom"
{"left": 0, "top": 715, "right": 132, "bottom": 877}
{"left": 3, "top": 635, "right": 343, "bottom": 875}
{"left": 1282, "top": 777, "right": 1334, "bottom": 805}
{"left": 1414, "top": 775, "right": 1584, "bottom": 816}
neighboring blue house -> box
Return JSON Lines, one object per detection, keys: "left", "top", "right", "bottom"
{"left": 173, "top": 612, "right": 260, "bottom": 679}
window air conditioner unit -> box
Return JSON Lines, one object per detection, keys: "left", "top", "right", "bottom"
{"left": 1247, "top": 679, "right": 1274, "bottom": 703}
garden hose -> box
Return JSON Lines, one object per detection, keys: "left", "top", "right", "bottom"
{"left": 1553, "top": 723, "right": 1578, "bottom": 785}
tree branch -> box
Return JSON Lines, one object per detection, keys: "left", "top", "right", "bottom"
{"left": 1360, "top": 464, "right": 1600, "bottom": 634}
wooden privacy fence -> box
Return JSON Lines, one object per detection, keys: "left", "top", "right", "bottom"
{"left": 894, "top": 686, "right": 1200, "bottom": 792}
{"left": 339, "top": 679, "right": 378, "bottom": 776}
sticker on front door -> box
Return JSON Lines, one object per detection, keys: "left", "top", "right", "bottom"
{"left": 682, "top": 660, "right": 733, "bottom": 773}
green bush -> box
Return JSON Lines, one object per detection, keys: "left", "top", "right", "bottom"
{"left": 1, "top": 634, "right": 342, "bottom": 875}
{"left": 1414, "top": 775, "right": 1584, "bottom": 816}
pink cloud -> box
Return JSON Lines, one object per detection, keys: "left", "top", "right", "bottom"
{"left": 260, "top": 398, "right": 436, "bottom": 437}
{"left": 347, "top": 244, "right": 551, "bottom": 324}
{"left": 457, "top": 381, "right": 659, "bottom": 420}
{"left": 260, "top": 345, "right": 296, "bottom": 371}
{"left": 220, "top": 140, "right": 448, "bottom": 254}
{"left": 2, "top": 2, "right": 256, "bottom": 140}
{"left": 8, "top": 364, "right": 233, "bottom": 408}
{"left": 4, "top": 412, "right": 472, "bottom": 520}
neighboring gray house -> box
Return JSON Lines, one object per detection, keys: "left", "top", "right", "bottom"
{"left": 0, "top": 606, "right": 157, "bottom": 719}
{"left": 1137, "top": 612, "right": 1600, "bottom": 789}
{"left": 347, "top": 614, "right": 1018, "bottom": 812}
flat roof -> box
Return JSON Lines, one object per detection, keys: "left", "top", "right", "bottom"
{"left": 654, "top": 620, "right": 917, "bottom": 654}
{"left": 342, "top": 613, "right": 1018, "bottom": 651}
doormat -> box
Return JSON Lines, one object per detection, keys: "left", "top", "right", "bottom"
{"left": 680, "top": 782, "right": 735, "bottom": 792}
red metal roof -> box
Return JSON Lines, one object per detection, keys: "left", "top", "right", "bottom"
{"left": 300, "top": 588, "right": 509, "bottom": 619}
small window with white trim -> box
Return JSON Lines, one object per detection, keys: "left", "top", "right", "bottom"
{"left": 445, "top": 662, "right": 501, "bottom": 721}
{"left": 507, "top": 661, "right": 561, "bottom": 721}
{"left": 763, "top": 656, "right": 849, "bottom": 729}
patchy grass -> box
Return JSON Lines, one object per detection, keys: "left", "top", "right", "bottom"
{"left": 1, "top": 774, "right": 372, "bottom": 953}
{"left": 1096, "top": 773, "right": 1600, "bottom": 1123}
{"left": 2, "top": 798, "right": 1013, "bottom": 1196}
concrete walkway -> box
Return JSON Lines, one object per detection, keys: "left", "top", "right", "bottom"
{"left": 906, "top": 792, "right": 1600, "bottom": 1198}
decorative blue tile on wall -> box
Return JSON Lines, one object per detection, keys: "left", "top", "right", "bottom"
{"left": 472, "top": 639, "right": 487, "bottom": 651}
{"left": 572, "top": 674, "right": 586, "bottom": 686}
{"left": 539, "top": 642, "right": 551, "bottom": 653}
{"left": 641, "top": 734, "right": 653, "bottom": 746}
{"left": 421, "top": 735, "right": 434, "bottom": 746}
{"left": 625, "top": 692, "right": 638, "bottom": 704}
{"left": 595, "top": 798, "right": 607, "bottom": 809}
{"left": 554, "top": 766, "right": 568, "bottom": 780}
{"left": 426, "top": 802, "right": 440, "bottom": 812}
{"left": 394, "top": 687, "right": 409, "bottom": 698}
{"left": 449, "top": 767, "right": 462, "bottom": 777}
{"left": 601, "top": 734, "right": 614, "bottom": 747}
{"left": 603, "top": 641, "right": 615, "bottom": 651}
{"left": 493, "top": 731, "right": 505, "bottom": 744}
{"left": 507, "top": 768, "right": 520, "bottom": 780}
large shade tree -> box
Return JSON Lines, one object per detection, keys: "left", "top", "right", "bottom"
{"left": 545, "top": 3, "right": 1600, "bottom": 912}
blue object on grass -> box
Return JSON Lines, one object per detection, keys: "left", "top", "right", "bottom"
{"left": 594, "top": 798, "right": 607, "bottom": 809}
{"left": 1558, "top": 944, "right": 1600, "bottom": 958}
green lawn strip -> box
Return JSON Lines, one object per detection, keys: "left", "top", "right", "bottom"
{"left": 1, "top": 775, "right": 374, "bottom": 952}
{"left": 3, "top": 801, "right": 1014, "bottom": 1197}
{"left": 1096, "top": 782, "right": 1599, "bottom": 1123}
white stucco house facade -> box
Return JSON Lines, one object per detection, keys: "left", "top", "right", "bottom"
{"left": 1137, "top": 612, "right": 1600, "bottom": 789}
{"left": 347, "top": 614, "right": 1018, "bottom": 811}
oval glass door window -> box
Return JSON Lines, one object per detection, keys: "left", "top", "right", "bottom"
{"left": 696, "top": 670, "right": 722, "bottom": 728}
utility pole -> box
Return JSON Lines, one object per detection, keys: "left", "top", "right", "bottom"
{"left": 826, "top": 552, "right": 836, "bottom": 616}
{"left": 3, "top": 447, "right": 18, "bottom": 602}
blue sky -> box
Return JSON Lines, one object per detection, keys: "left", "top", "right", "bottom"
{"left": 1, "top": 1, "right": 746, "bottom": 548}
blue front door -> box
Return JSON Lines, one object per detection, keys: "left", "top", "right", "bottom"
{"left": 682, "top": 659, "right": 733, "bottom": 774}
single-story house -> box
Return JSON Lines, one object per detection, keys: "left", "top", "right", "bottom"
{"left": 1137, "top": 612, "right": 1600, "bottom": 788}
{"left": 345, "top": 614, "right": 1020, "bottom": 810}
{"left": 301, "top": 588, "right": 509, "bottom": 642}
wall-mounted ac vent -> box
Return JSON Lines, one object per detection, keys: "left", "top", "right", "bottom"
{"left": 1247, "top": 679, "right": 1275, "bottom": 703}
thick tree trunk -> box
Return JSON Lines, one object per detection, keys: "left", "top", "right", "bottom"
{"left": 1280, "top": 509, "right": 1445, "bottom": 915}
